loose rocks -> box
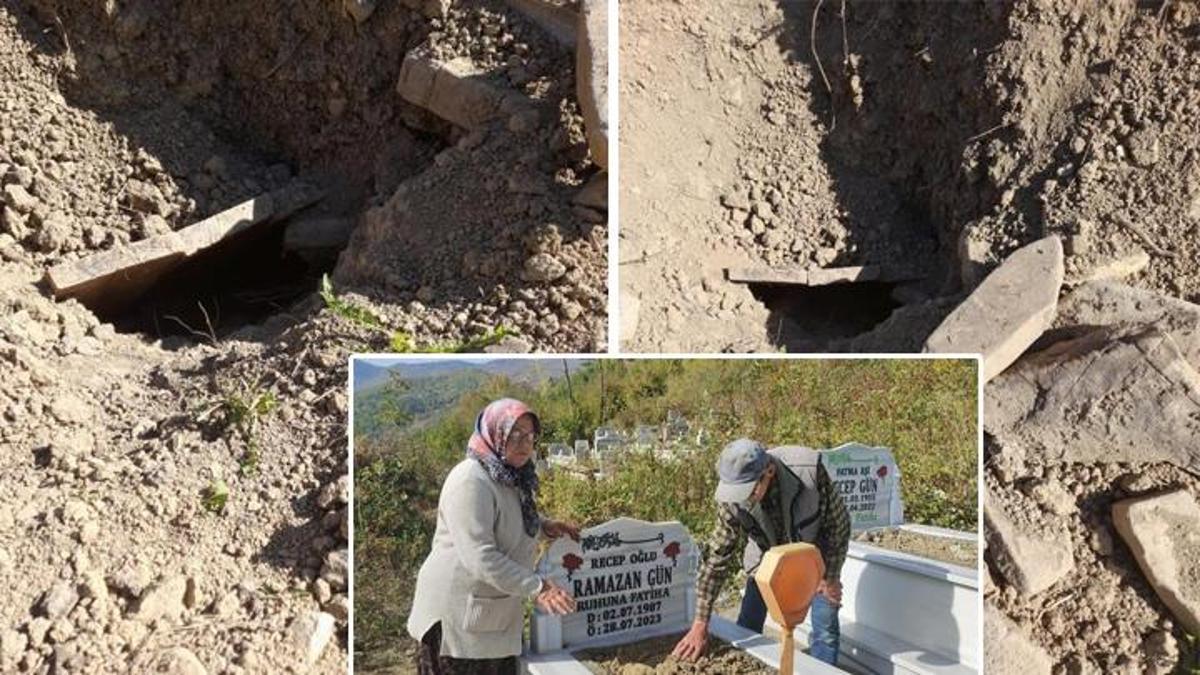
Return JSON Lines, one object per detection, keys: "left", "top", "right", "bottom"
{"left": 984, "top": 494, "right": 1074, "bottom": 597}
{"left": 288, "top": 612, "right": 336, "bottom": 665}
{"left": 1111, "top": 489, "right": 1200, "bottom": 634}
{"left": 924, "top": 236, "right": 1064, "bottom": 382}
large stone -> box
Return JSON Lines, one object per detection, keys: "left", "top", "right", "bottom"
{"left": 984, "top": 493, "right": 1074, "bottom": 597}
{"left": 320, "top": 549, "right": 348, "bottom": 591}
{"left": 984, "top": 605, "right": 1053, "bottom": 674}
{"left": 577, "top": 0, "right": 608, "bottom": 169}
{"left": 132, "top": 575, "right": 189, "bottom": 624}
{"left": 925, "top": 236, "right": 1064, "bottom": 382}
{"left": 985, "top": 324, "right": 1200, "bottom": 472}
{"left": 397, "top": 49, "right": 530, "bottom": 130}
{"left": 152, "top": 647, "right": 207, "bottom": 675}
{"left": 288, "top": 612, "right": 335, "bottom": 665}
{"left": 1066, "top": 247, "right": 1149, "bottom": 286}
{"left": 1112, "top": 489, "right": 1200, "bottom": 635}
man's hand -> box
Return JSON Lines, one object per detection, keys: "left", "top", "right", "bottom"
{"left": 818, "top": 579, "right": 843, "bottom": 606}
{"left": 535, "top": 578, "right": 577, "bottom": 615}
{"left": 671, "top": 619, "right": 709, "bottom": 661}
{"left": 542, "top": 519, "right": 582, "bottom": 541}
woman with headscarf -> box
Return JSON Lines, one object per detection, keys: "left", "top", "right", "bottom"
{"left": 408, "top": 398, "right": 579, "bottom": 675}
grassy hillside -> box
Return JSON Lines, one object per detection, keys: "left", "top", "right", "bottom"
{"left": 353, "top": 358, "right": 978, "bottom": 668}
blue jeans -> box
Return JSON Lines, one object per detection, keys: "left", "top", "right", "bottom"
{"left": 737, "top": 576, "right": 840, "bottom": 665}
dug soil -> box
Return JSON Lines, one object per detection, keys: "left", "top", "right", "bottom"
{"left": 0, "top": 0, "right": 603, "bottom": 671}
{"left": 621, "top": 0, "right": 1200, "bottom": 352}
{"left": 574, "top": 633, "right": 770, "bottom": 675}
{"left": 855, "top": 528, "right": 978, "bottom": 569}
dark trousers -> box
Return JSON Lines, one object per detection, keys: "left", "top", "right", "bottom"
{"left": 737, "top": 576, "right": 841, "bottom": 665}
{"left": 418, "top": 623, "right": 517, "bottom": 675}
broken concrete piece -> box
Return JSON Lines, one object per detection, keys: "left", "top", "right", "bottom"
{"left": 1112, "top": 489, "right": 1200, "bottom": 635}
{"left": 985, "top": 324, "right": 1200, "bottom": 473}
{"left": 506, "top": 0, "right": 577, "bottom": 46}
{"left": 726, "top": 264, "right": 923, "bottom": 286}
{"left": 1054, "top": 281, "right": 1200, "bottom": 364}
{"left": 924, "top": 236, "right": 1064, "bottom": 382}
{"left": 45, "top": 183, "right": 321, "bottom": 315}
{"left": 984, "top": 605, "right": 1054, "bottom": 674}
{"left": 397, "top": 49, "right": 530, "bottom": 130}
{"left": 577, "top": 0, "right": 608, "bottom": 169}
{"left": 985, "top": 494, "right": 1074, "bottom": 596}
{"left": 289, "top": 611, "right": 335, "bottom": 665}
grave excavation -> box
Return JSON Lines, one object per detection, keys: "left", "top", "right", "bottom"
{"left": 0, "top": 0, "right": 605, "bottom": 671}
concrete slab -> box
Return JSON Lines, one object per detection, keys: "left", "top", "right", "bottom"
{"left": 984, "top": 493, "right": 1074, "bottom": 597}
{"left": 397, "top": 49, "right": 529, "bottom": 129}
{"left": 726, "top": 264, "right": 924, "bottom": 286}
{"left": 45, "top": 183, "right": 321, "bottom": 315}
{"left": 577, "top": 0, "right": 607, "bottom": 169}
{"left": 924, "top": 236, "right": 1064, "bottom": 382}
{"left": 1054, "top": 280, "right": 1200, "bottom": 364}
{"left": 1112, "top": 489, "right": 1200, "bottom": 635}
{"left": 985, "top": 324, "right": 1200, "bottom": 473}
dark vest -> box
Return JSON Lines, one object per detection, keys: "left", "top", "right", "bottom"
{"left": 734, "top": 446, "right": 823, "bottom": 572}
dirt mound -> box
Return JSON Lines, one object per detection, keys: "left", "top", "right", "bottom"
{"left": 855, "top": 528, "right": 977, "bottom": 569}
{"left": 621, "top": 0, "right": 1200, "bottom": 352}
{"left": 574, "top": 633, "right": 770, "bottom": 674}
{"left": 0, "top": 0, "right": 604, "bottom": 669}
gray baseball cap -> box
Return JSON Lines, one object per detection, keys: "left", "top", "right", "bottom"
{"left": 714, "top": 439, "right": 769, "bottom": 504}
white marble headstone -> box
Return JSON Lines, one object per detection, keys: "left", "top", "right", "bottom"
{"left": 530, "top": 518, "right": 698, "bottom": 653}
{"left": 821, "top": 442, "right": 905, "bottom": 531}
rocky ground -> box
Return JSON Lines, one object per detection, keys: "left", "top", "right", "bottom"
{"left": 0, "top": 0, "right": 605, "bottom": 671}
{"left": 574, "top": 633, "right": 770, "bottom": 675}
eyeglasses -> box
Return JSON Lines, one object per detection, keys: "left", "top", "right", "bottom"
{"left": 508, "top": 430, "right": 539, "bottom": 444}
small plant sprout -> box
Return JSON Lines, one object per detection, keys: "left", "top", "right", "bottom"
{"left": 203, "top": 480, "right": 229, "bottom": 514}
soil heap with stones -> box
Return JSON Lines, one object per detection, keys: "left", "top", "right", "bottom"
{"left": 0, "top": 0, "right": 605, "bottom": 672}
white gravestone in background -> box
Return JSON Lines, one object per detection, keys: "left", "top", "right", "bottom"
{"left": 530, "top": 518, "right": 698, "bottom": 653}
{"left": 820, "top": 442, "right": 904, "bottom": 531}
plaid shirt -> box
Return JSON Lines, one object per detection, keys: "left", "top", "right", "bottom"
{"left": 694, "top": 462, "right": 851, "bottom": 623}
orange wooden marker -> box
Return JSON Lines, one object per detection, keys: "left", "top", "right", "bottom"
{"left": 753, "top": 543, "right": 825, "bottom": 675}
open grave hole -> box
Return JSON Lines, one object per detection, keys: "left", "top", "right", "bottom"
{"left": 749, "top": 280, "right": 903, "bottom": 348}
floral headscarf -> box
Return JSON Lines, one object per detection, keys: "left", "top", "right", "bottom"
{"left": 466, "top": 398, "right": 541, "bottom": 537}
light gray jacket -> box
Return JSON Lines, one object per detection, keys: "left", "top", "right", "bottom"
{"left": 407, "top": 458, "right": 542, "bottom": 658}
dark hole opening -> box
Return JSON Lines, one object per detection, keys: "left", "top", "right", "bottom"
{"left": 95, "top": 218, "right": 337, "bottom": 344}
{"left": 751, "top": 281, "right": 903, "bottom": 350}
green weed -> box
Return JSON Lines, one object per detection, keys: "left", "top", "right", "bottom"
{"left": 203, "top": 480, "right": 229, "bottom": 514}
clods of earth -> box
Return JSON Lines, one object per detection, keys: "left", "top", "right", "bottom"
{"left": 574, "top": 634, "right": 769, "bottom": 675}
{"left": 0, "top": 0, "right": 605, "bottom": 672}
{"left": 855, "top": 528, "right": 977, "bottom": 569}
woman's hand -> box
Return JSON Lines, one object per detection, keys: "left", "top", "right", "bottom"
{"left": 535, "top": 578, "right": 577, "bottom": 615}
{"left": 542, "top": 519, "right": 581, "bottom": 541}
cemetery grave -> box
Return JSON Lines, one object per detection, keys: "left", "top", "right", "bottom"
{"left": 525, "top": 442, "right": 981, "bottom": 675}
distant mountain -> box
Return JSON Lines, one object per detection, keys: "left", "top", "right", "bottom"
{"left": 353, "top": 358, "right": 587, "bottom": 391}
{"left": 352, "top": 358, "right": 591, "bottom": 439}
